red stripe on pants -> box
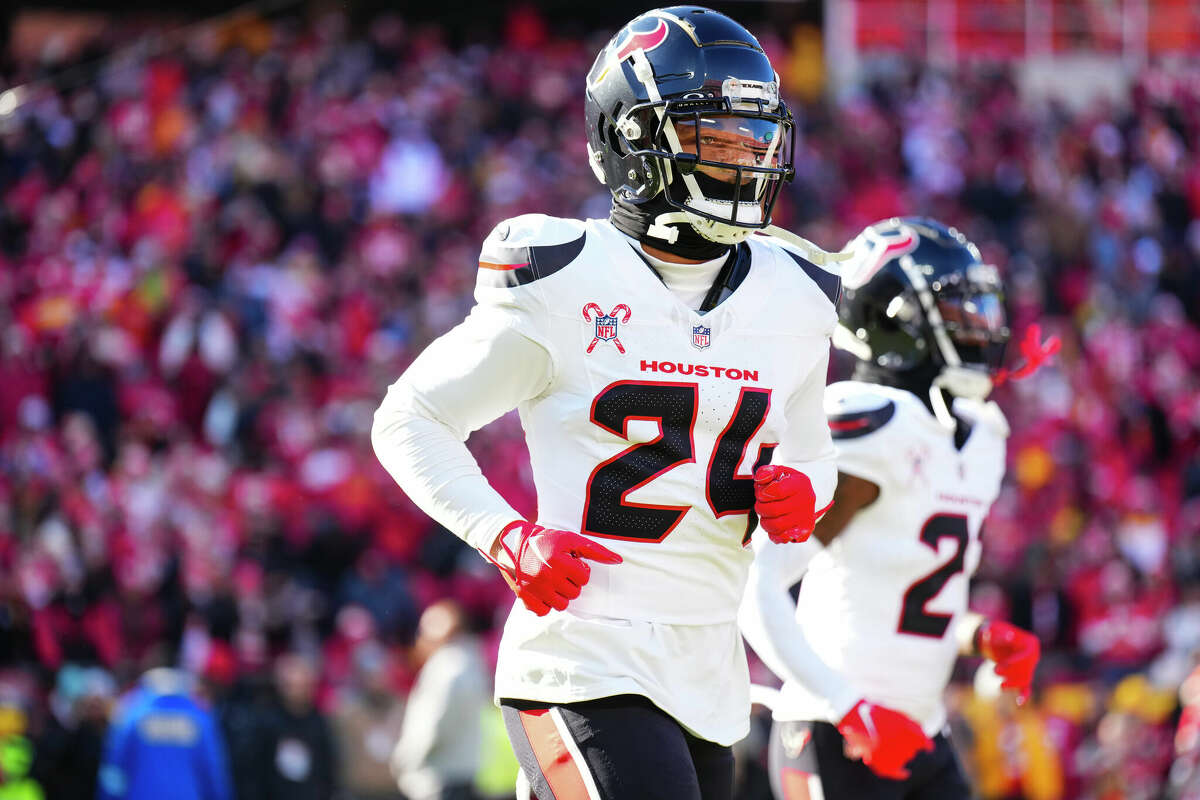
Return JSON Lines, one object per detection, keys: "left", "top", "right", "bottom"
{"left": 519, "top": 709, "right": 592, "bottom": 800}
{"left": 780, "top": 767, "right": 813, "bottom": 800}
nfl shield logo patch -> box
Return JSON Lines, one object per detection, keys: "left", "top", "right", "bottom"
{"left": 691, "top": 324, "right": 711, "bottom": 350}
{"left": 595, "top": 316, "right": 618, "bottom": 341}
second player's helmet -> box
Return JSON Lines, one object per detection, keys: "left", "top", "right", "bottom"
{"left": 836, "top": 218, "right": 1010, "bottom": 414}
{"left": 585, "top": 6, "right": 794, "bottom": 247}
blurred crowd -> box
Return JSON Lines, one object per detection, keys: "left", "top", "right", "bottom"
{"left": 0, "top": 5, "right": 1198, "bottom": 799}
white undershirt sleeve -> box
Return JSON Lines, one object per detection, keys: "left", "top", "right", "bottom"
{"left": 772, "top": 346, "right": 838, "bottom": 515}
{"left": 738, "top": 531, "right": 861, "bottom": 722}
{"left": 371, "top": 306, "right": 553, "bottom": 553}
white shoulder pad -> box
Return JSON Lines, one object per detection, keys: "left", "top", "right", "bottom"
{"left": 824, "top": 381, "right": 910, "bottom": 439}
{"left": 824, "top": 382, "right": 932, "bottom": 489}
{"left": 756, "top": 234, "right": 842, "bottom": 308}
{"left": 483, "top": 214, "right": 586, "bottom": 251}
{"left": 825, "top": 381, "right": 893, "bottom": 415}
{"left": 477, "top": 215, "right": 587, "bottom": 290}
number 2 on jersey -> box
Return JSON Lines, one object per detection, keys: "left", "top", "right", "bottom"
{"left": 898, "top": 513, "right": 969, "bottom": 638}
{"left": 582, "top": 381, "right": 775, "bottom": 544}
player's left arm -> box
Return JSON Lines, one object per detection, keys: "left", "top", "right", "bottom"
{"left": 740, "top": 527, "right": 934, "bottom": 780}
{"left": 753, "top": 346, "right": 838, "bottom": 544}
{"left": 739, "top": 534, "right": 860, "bottom": 718}
{"left": 955, "top": 611, "right": 1040, "bottom": 703}
{"left": 811, "top": 471, "right": 879, "bottom": 546}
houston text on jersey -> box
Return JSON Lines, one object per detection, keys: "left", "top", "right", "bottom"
{"left": 640, "top": 359, "right": 759, "bottom": 381}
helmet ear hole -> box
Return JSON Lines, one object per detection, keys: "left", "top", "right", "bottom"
{"left": 606, "top": 123, "right": 627, "bottom": 157}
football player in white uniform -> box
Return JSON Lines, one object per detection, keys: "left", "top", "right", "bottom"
{"left": 740, "top": 218, "right": 1055, "bottom": 799}
{"left": 372, "top": 7, "right": 855, "bottom": 799}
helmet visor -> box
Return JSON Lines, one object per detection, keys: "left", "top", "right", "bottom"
{"left": 672, "top": 114, "right": 785, "bottom": 182}
{"left": 668, "top": 113, "right": 788, "bottom": 221}
{"left": 936, "top": 289, "right": 1009, "bottom": 370}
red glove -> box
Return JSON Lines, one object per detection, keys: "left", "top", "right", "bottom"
{"left": 487, "top": 521, "right": 622, "bottom": 616}
{"left": 837, "top": 700, "right": 934, "bottom": 780}
{"left": 993, "top": 324, "right": 1061, "bottom": 386}
{"left": 753, "top": 465, "right": 827, "bottom": 544}
{"left": 978, "top": 620, "right": 1040, "bottom": 704}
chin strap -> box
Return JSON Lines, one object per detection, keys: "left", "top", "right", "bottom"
{"left": 930, "top": 367, "right": 996, "bottom": 428}
{"left": 645, "top": 212, "right": 855, "bottom": 272}
{"left": 645, "top": 212, "right": 693, "bottom": 244}
{"left": 928, "top": 382, "right": 956, "bottom": 429}
{"left": 993, "top": 324, "right": 1061, "bottom": 387}
{"left": 761, "top": 225, "right": 853, "bottom": 267}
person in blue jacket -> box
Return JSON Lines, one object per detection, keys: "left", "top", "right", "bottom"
{"left": 96, "top": 668, "right": 233, "bottom": 800}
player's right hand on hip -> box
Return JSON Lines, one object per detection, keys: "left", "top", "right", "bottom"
{"left": 488, "top": 520, "right": 622, "bottom": 616}
{"left": 837, "top": 700, "right": 934, "bottom": 781}
{"left": 753, "top": 465, "right": 820, "bottom": 543}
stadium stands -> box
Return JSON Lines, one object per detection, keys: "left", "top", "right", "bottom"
{"left": 1, "top": 5, "right": 1199, "bottom": 798}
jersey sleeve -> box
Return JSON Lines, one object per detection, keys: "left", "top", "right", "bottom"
{"left": 372, "top": 217, "right": 562, "bottom": 553}
{"left": 771, "top": 346, "right": 838, "bottom": 519}
{"left": 771, "top": 238, "right": 842, "bottom": 327}
{"left": 738, "top": 531, "right": 862, "bottom": 722}
{"left": 823, "top": 383, "right": 904, "bottom": 490}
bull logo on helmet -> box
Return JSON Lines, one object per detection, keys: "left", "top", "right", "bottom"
{"left": 615, "top": 18, "right": 669, "bottom": 62}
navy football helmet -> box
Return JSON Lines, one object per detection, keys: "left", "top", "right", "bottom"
{"left": 585, "top": 6, "right": 795, "bottom": 247}
{"left": 835, "top": 218, "right": 1011, "bottom": 420}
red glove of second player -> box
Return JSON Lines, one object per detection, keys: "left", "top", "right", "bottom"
{"left": 978, "top": 620, "right": 1040, "bottom": 704}
{"left": 837, "top": 700, "right": 934, "bottom": 780}
{"left": 753, "top": 465, "right": 828, "bottom": 544}
{"left": 487, "top": 520, "right": 622, "bottom": 616}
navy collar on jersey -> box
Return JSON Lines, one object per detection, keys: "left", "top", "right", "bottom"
{"left": 952, "top": 413, "right": 975, "bottom": 451}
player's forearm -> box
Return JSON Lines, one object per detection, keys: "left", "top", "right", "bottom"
{"left": 372, "top": 384, "right": 521, "bottom": 553}
{"left": 739, "top": 543, "right": 860, "bottom": 721}
{"left": 772, "top": 403, "right": 837, "bottom": 510}
{"left": 954, "top": 611, "right": 987, "bottom": 657}
{"left": 372, "top": 312, "right": 554, "bottom": 553}
{"left": 774, "top": 348, "right": 838, "bottom": 512}
{"left": 773, "top": 450, "right": 837, "bottom": 517}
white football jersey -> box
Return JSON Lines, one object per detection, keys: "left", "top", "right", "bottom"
{"left": 373, "top": 214, "right": 841, "bottom": 744}
{"left": 772, "top": 381, "right": 1008, "bottom": 735}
